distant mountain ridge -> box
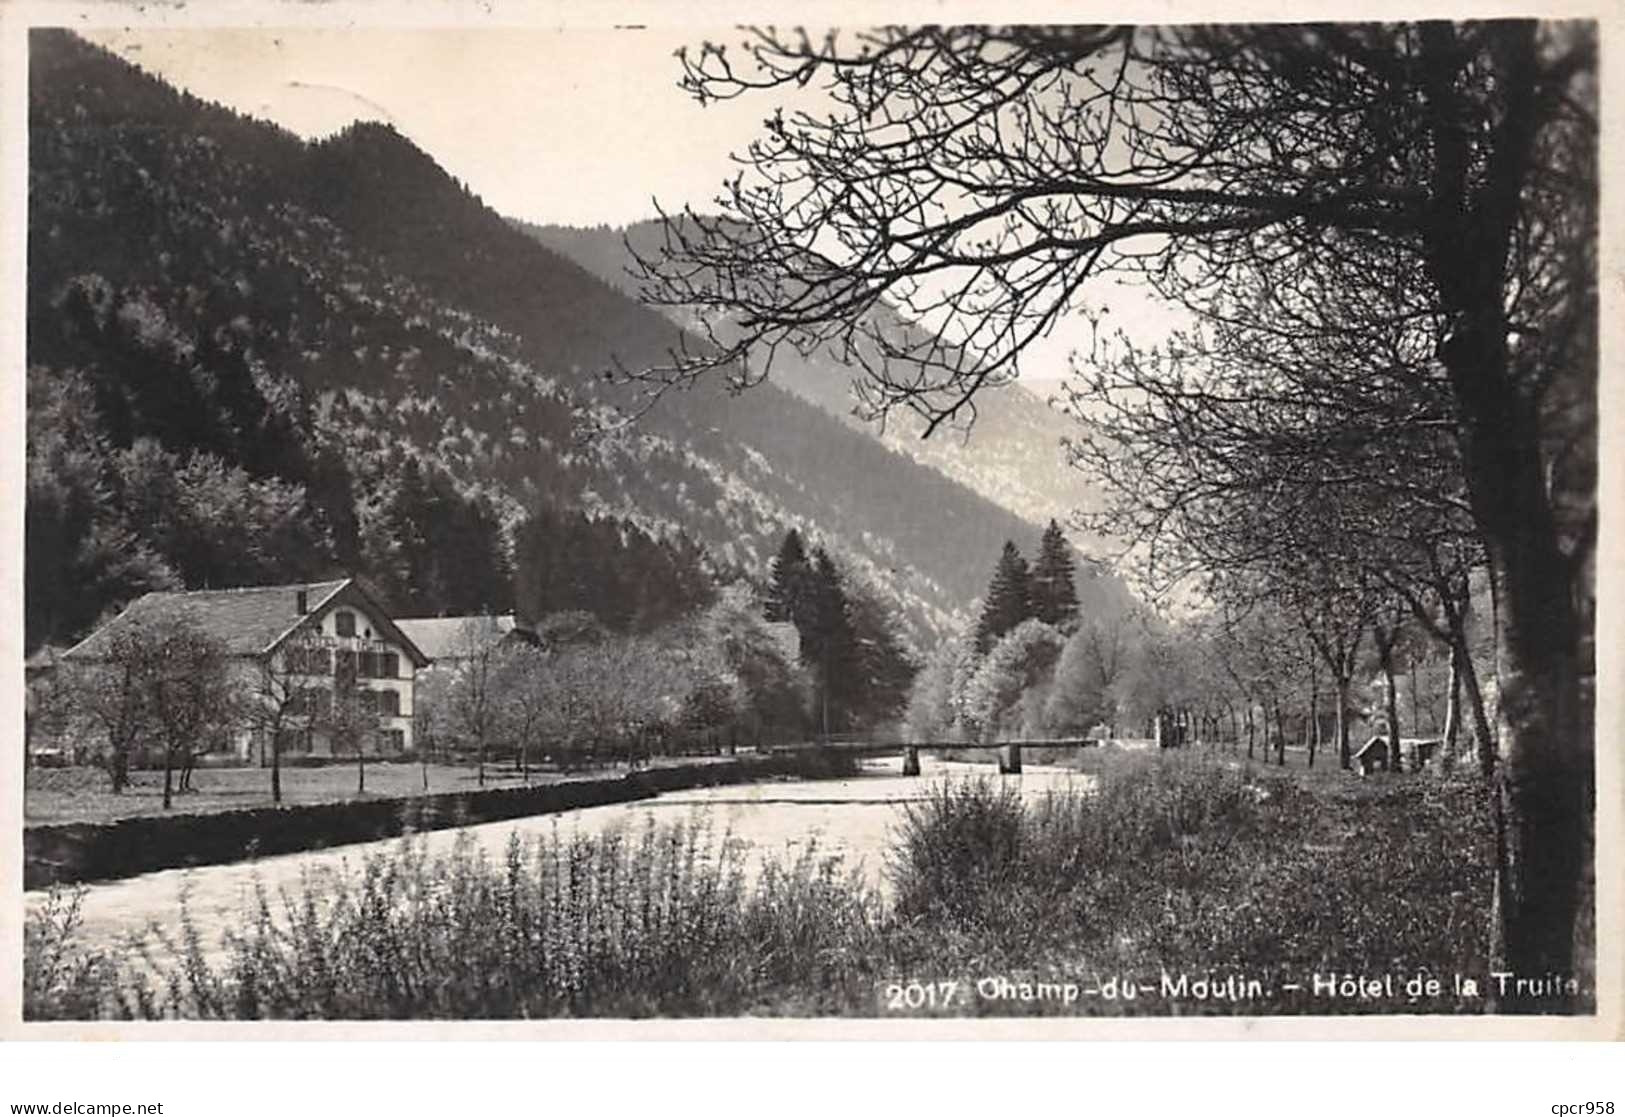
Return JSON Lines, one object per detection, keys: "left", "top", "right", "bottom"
{"left": 26, "top": 30, "right": 1134, "bottom": 652}
{"left": 521, "top": 220, "right": 1105, "bottom": 540}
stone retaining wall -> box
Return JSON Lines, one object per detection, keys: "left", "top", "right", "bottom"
{"left": 23, "top": 752, "right": 855, "bottom": 890}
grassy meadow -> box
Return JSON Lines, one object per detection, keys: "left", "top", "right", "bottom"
{"left": 24, "top": 756, "right": 747, "bottom": 826}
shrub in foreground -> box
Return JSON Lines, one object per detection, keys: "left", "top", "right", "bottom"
{"left": 26, "top": 821, "right": 881, "bottom": 1020}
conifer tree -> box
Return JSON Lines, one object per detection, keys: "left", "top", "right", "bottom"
{"left": 975, "top": 540, "right": 1034, "bottom": 654}
{"left": 512, "top": 502, "right": 714, "bottom": 634}
{"left": 764, "top": 528, "right": 813, "bottom": 628}
{"left": 845, "top": 579, "right": 918, "bottom": 729}
{"left": 802, "top": 547, "right": 859, "bottom": 735}
{"left": 1030, "top": 519, "right": 1080, "bottom": 631}
{"left": 380, "top": 457, "right": 434, "bottom": 614}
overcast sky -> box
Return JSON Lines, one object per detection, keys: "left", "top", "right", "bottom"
{"left": 81, "top": 26, "right": 1188, "bottom": 382}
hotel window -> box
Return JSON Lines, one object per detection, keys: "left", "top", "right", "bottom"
{"left": 334, "top": 611, "right": 356, "bottom": 638}
{"left": 381, "top": 652, "right": 400, "bottom": 678}
{"left": 289, "top": 647, "right": 332, "bottom": 675}
{"left": 376, "top": 689, "right": 401, "bottom": 718}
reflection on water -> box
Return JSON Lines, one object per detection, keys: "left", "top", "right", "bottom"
{"left": 28, "top": 756, "right": 1096, "bottom": 956}
{"left": 615, "top": 758, "right": 1094, "bottom": 890}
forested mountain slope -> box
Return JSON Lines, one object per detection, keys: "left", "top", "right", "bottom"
{"left": 524, "top": 220, "right": 1104, "bottom": 537}
{"left": 26, "top": 30, "right": 1132, "bottom": 653}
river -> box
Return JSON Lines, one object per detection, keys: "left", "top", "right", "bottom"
{"left": 27, "top": 756, "right": 1096, "bottom": 960}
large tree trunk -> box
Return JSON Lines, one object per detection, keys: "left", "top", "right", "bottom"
{"left": 1443, "top": 319, "right": 1588, "bottom": 1003}
{"left": 1423, "top": 18, "right": 1591, "bottom": 1009}
{"left": 1486, "top": 553, "right": 1586, "bottom": 1006}
{"left": 271, "top": 733, "right": 282, "bottom": 804}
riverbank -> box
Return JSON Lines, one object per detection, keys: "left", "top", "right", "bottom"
{"left": 26, "top": 748, "right": 1568, "bottom": 1019}
{"left": 23, "top": 750, "right": 862, "bottom": 890}
{"left": 26, "top": 761, "right": 561, "bottom": 825}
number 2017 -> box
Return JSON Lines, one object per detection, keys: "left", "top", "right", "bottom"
{"left": 884, "top": 981, "right": 959, "bottom": 1010}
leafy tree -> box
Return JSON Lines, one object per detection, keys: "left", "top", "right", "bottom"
{"left": 63, "top": 611, "right": 238, "bottom": 802}
{"left": 319, "top": 669, "right": 381, "bottom": 796}
{"left": 26, "top": 368, "right": 177, "bottom": 649}
{"left": 496, "top": 643, "right": 551, "bottom": 782}
{"left": 1083, "top": 614, "right": 1133, "bottom": 738}
{"left": 133, "top": 615, "right": 237, "bottom": 809}
{"left": 1029, "top": 520, "right": 1080, "bottom": 631}
{"left": 1110, "top": 626, "right": 1188, "bottom": 741}
{"left": 62, "top": 619, "right": 148, "bottom": 793}
{"left": 677, "top": 674, "right": 740, "bottom": 755}
{"left": 974, "top": 541, "right": 1033, "bottom": 653}
{"left": 442, "top": 616, "right": 509, "bottom": 786}
{"left": 1369, "top": 602, "right": 1413, "bottom": 770}
{"left": 1208, "top": 595, "right": 1302, "bottom": 763}
{"left": 243, "top": 626, "right": 329, "bottom": 804}
{"left": 963, "top": 619, "right": 1064, "bottom": 742}
{"left": 540, "top": 637, "right": 699, "bottom": 765}
{"left": 412, "top": 667, "right": 452, "bottom": 770}
{"left": 904, "top": 638, "right": 963, "bottom": 743}
{"left": 533, "top": 610, "right": 611, "bottom": 649}
{"left": 1284, "top": 566, "right": 1377, "bottom": 770}
{"left": 1043, "top": 625, "right": 1107, "bottom": 738}
{"left": 698, "top": 585, "right": 809, "bottom": 745}
{"left": 113, "top": 440, "right": 328, "bottom": 592}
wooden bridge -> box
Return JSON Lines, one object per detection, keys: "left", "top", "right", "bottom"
{"left": 772, "top": 737, "right": 1136, "bottom": 775}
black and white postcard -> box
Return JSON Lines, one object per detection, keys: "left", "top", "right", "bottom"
{"left": 1, "top": 0, "right": 1616, "bottom": 1048}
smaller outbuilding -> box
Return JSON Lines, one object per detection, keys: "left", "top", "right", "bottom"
{"left": 1353, "top": 734, "right": 1393, "bottom": 775}
{"left": 1354, "top": 734, "right": 1445, "bottom": 775}
{"left": 393, "top": 614, "right": 536, "bottom": 665}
